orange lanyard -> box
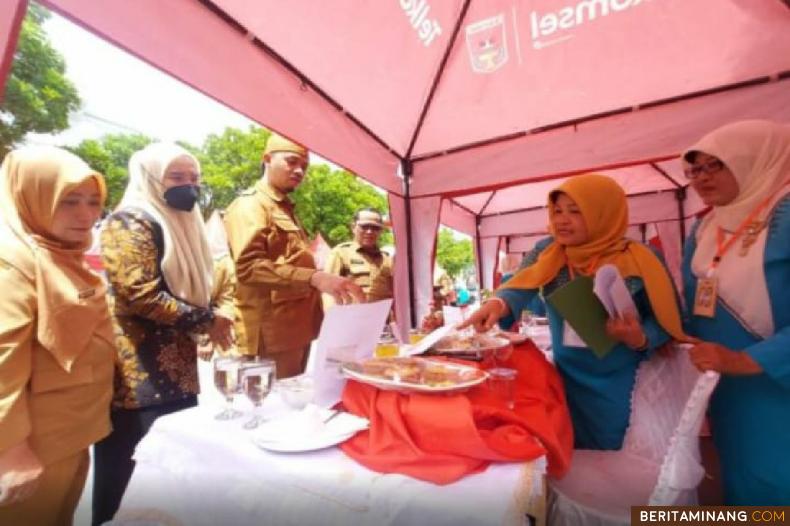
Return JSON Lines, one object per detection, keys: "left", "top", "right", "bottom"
{"left": 710, "top": 194, "right": 775, "bottom": 271}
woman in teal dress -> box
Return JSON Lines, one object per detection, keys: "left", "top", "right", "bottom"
{"left": 462, "top": 174, "right": 689, "bottom": 450}
{"left": 682, "top": 120, "right": 790, "bottom": 505}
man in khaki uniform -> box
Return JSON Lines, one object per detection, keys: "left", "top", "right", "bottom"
{"left": 434, "top": 264, "right": 456, "bottom": 305}
{"left": 224, "top": 134, "right": 363, "bottom": 378}
{"left": 324, "top": 209, "right": 393, "bottom": 309}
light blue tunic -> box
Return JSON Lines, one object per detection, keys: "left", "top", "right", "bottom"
{"left": 497, "top": 238, "right": 670, "bottom": 450}
{"left": 683, "top": 196, "right": 790, "bottom": 505}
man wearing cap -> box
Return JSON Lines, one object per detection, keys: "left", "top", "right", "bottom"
{"left": 224, "top": 133, "right": 364, "bottom": 377}
{"left": 324, "top": 209, "right": 394, "bottom": 309}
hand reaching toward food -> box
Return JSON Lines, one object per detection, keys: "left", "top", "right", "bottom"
{"left": 456, "top": 298, "right": 509, "bottom": 332}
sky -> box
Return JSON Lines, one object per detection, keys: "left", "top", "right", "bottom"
{"left": 19, "top": 6, "right": 467, "bottom": 241}
{"left": 25, "top": 8, "right": 339, "bottom": 170}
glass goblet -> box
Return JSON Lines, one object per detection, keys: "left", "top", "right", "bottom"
{"left": 240, "top": 358, "right": 277, "bottom": 430}
{"left": 213, "top": 356, "right": 242, "bottom": 420}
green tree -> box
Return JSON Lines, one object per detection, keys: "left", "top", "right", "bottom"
{"left": 1, "top": 3, "right": 80, "bottom": 157}
{"left": 66, "top": 125, "right": 391, "bottom": 244}
{"left": 435, "top": 227, "right": 474, "bottom": 278}
{"left": 69, "top": 133, "right": 152, "bottom": 209}
{"left": 197, "top": 126, "right": 390, "bottom": 245}
{"left": 292, "top": 165, "right": 390, "bottom": 246}
{"left": 195, "top": 126, "right": 270, "bottom": 211}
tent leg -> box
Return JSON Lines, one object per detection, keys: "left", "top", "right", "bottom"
{"left": 402, "top": 159, "right": 415, "bottom": 329}
{"left": 475, "top": 217, "right": 483, "bottom": 294}
{"left": 676, "top": 187, "right": 687, "bottom": 248}
{"left": 0, "top": 0, "right": 28, "bottom": 100}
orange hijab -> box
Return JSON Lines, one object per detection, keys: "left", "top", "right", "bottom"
{"left": 502, "top": 173, "right": 689, "bottom": 342}
{"left": 0, "top": 147, "right": 114, "bottom": 371}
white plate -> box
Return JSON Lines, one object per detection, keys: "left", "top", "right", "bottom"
{"left": 496, "top": 331, "right": 529, "bottom": 345}
{"left": 432, "top": 334, "right": 510, "bottom": 354}
{"left": 251, "top": 410, "right": 369, "bottom": 453}
{"left": 252, "top": 428, "right": 359, "bottom": 453}
{"left": 341, "top": 357, "right": 488, "bottom": 393}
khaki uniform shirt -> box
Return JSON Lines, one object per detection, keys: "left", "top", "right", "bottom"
{"left": 211, "top": 254, "right": 237, "bottom": 321}
{"left": 224, "top": 179, "right": 322, "bottom": 355}
{"left": 0, "top": 259, "right": 114, "bottom": 465}
{"left": 209, "top": 254, "right": 239, "bottom": 357}
{"left": 434, "top": 270, "right": 454, "bottom": 297}
{"left": 324, "top": 241, "right": 393, "bottom": 308}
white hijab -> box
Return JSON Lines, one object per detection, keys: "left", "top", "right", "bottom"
{"left": 685, "top": 120, "right": 790, "bottom": 338}
{"left": 117, "top": 143, "right": 213, "bottom": 308}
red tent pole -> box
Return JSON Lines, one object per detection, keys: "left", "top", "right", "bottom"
{"left": 474, "top": 216, "right": 483, "bottom": 296}
{"left": 0, "top": 0, "right": 27, "bottom": 102}
{"left": 675, "top": 187, "right": 687, "bottom": 246}
{"left": 402, "top": 159, "right": 416, "bottom": 329}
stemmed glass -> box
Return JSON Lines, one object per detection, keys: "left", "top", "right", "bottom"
{"left": 492, "top": 341, "right": 513, "bottom": 367}
{"left": 213, "top": 356, "right": 242, "bottom": 420}
{"left": 240, "top": 358, "right": 277, "bottom": 430}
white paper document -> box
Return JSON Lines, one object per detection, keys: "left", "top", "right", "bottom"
{"left": 442, "top": 306, "right": 465, "bottom": 327}
{"left": 593, "top": 264, "right": 639, "bottom": 320}
{"left": 402, "top": 323, "right": 455, "bottom": 357}
{"left": 312, "top": 299, "right": 392, "bottom": 407}
{"left": 562, "top": 322, "right": 587, "bottom": 348}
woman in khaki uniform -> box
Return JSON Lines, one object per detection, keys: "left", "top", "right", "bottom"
{"left": 200, "top": 209, "right": 238, "bottom": 360}
{"left": 0, "top": 147, "right": 115, "bottom": 526}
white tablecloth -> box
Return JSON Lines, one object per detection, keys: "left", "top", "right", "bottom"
{"left": 528, "top": 326, "right": 553, "bottom": 363}
{"left": 112, "top": 381, "right": 546, "bottom": 526}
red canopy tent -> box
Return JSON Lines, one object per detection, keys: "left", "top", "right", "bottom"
{"left": 2, "top": 0, "right": 789, "bottom": 335}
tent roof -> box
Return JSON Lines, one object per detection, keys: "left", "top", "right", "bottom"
{"left": 453, "top": 160, "right": 684, "bottom": 215}
{"left": 35, "top": 0, "right": 790, "bottom": 200}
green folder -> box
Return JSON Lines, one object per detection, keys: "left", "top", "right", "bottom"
{"left": 546, "top": 276, "right": 617, "bottom": 359}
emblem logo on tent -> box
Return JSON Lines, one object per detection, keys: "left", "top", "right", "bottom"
{"left": 465, "top": 14, "right": 508, "bottom": 74}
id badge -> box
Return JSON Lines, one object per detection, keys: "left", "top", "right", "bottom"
{"left": 693, "top": 276, "right": 718, "bottom": 318}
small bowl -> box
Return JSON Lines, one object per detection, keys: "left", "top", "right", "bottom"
{"left": 276, "top": 376, "right": 315, "bottom": 410}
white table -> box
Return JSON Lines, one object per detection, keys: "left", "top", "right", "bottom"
{"left": 527, "top": 326, "right": 553, "bottom": 363}
{"left": 111, "top": 385, "right": 546, "bottom": 526}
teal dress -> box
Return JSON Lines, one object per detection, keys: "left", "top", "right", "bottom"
{"left": 500, "top": 272, "right": 547, "bottom": 316}
{"left": 497, "top": 238, "right": 670, "bottom": 450}
{"left": 682, "top": 196, "right": 790, "bottom": 505}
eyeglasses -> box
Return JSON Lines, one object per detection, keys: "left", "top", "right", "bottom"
{"left": 684, "top": 159, "right": 724, "bottom": 180}
{"left": 358, "top": 224, "right": 382, "bottom": 232}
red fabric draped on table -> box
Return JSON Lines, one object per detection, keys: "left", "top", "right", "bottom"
{"left": 339, "top": 342, "right": 573, "bottom": 485}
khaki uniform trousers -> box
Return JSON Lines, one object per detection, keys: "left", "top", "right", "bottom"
{"left": 0, "top": 449, "right": 89, "bottom": 526}
{"left": 259, "top": 344, "right": 311, "bottom": 379}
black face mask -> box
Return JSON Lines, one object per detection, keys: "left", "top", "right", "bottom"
{"left": 164, "top": 184, "right": 200, "bottom": 212}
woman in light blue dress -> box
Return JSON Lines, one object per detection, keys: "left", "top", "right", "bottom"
{"left": 682, "top": 120, "right": 790, "bottom": 505}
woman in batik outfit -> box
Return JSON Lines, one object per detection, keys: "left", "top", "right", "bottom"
{"left": 92, "top": 143, "right": 232, "bottom": 525}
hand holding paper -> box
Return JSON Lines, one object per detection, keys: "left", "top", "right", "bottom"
{"left": 605, "top": 311, "right": 648, "bottom": 350}
{"left": 546, "top": 276, "right": 617, "bottom": 358}
{"left": 595, "top": 265, "right": 647, "bottom": 350}
{"left": 593, "top": 264, "right": 639, "bottom": 320}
